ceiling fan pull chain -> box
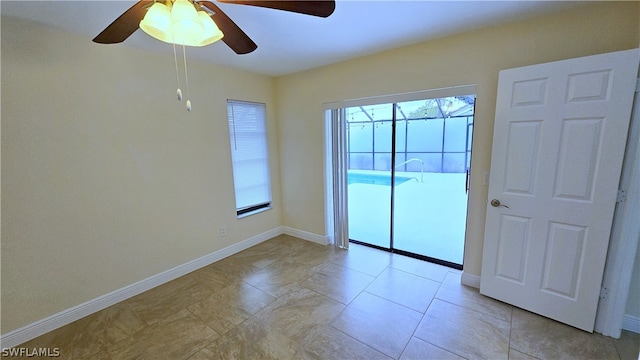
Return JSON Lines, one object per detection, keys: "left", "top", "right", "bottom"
{"left": 173, "top": 43, "right": 183, "bottom": 101}
{"left": 182, "top": 44, "right": 192, "bottom": 112}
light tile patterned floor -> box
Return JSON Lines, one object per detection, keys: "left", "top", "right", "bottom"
{"left": 15, "top": 235, "right": 640, "bottom": 359}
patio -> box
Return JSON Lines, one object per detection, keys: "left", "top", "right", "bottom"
{"left": 348, "top": 171, "right": 467, "bottom": 265}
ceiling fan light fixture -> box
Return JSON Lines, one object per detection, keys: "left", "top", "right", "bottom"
{"left": 139, "top": 0, "right": 223, "bottom": 47}
{"left": 139, "top": 1, "right": 173, "bottom": 44}
{"left": 98, "top": 0, "right": 335, "bottom": 110}
{"left": 197, "top": 11, "right": 224, "bottom": 46}
{"left": 170, "top": 0, "right": 204, "bottom": 46}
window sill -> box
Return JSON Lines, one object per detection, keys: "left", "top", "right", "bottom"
{"left": 237, "top": 206, "right": 272, "bottom": 219}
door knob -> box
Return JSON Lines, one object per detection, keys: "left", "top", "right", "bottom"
{"left": 491, "top": 199, "right": 509, "bottom": 208}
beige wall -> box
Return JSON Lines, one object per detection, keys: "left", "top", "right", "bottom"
{"left": 1, "top": 17, "right": 282, "bottom": 332}
{"left": 275, "top": 2, "right": 639, "bottom": 277}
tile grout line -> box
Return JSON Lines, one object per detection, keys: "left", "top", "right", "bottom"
{"left": 326, "top": 322, "right": 396, "bottom": 360}
{"left": 298, "top": 261, "right": 388, "bottom": 358}
{"left": 431, "top": 296, "right": 512, "bottom": 324}
{"left": 398, "top": 275, "right": 443, "bottom": 360}
{"left": 402, "top": 273, "right": 473, "bottom": 360}
{"left": 507, "top": 306, "right": 513, "bottom": 359}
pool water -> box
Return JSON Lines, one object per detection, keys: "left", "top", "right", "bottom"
{"left": 348, "top": 172, "right": 414, "bottom": 186}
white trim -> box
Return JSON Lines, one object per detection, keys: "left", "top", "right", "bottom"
{"left": 595, "top": 60, "right": 640, "bottom": 338}
{"left": 622, "top": 314, "right": 640, "bottom": 334}
{"left": 324, "top": 110, "right": 336, "bottom": 247}
{"left": 0, "top": 227, "right": 284, "bottom": 349}
{"left": 461, "top": 272, "right": 481, "bottom": 289}
{"left": 283, "top": 227, "right": 330, "bottom": 245}
{"left": 323, "top": 84, "right": 477, "bottom": 110}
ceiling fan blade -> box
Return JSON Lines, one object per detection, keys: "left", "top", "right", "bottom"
{"left": 217, "top": 0, "right": 335, "bottom": 18}
{"left": 93, "top": 0, "right": 152, "bottom": 44}
{"left": 200, "top": 1, "right": 258, "bottom": 54}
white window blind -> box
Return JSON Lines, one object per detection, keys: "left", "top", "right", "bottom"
{"left": 227, "top": 100, "right": 272, "bottom": 215}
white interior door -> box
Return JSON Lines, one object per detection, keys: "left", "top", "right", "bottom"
{"left": 480, "top": 49, "right": 639, "bottom": 332}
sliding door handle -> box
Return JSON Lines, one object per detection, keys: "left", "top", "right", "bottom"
{"left": 465, "top": 169, "right": 470, "bottom": 194}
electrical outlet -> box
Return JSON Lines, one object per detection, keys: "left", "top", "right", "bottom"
{"left": 219, "top": 225, "right": 228, "bottom": 237}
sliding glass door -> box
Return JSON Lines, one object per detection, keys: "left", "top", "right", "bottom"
{"left": 346, "top": 104, "right": 393, "bottom": 249}
{"left": 343, "top": 94, "right": 475, "bottom": 268}
{"left": 392, "top": 98, "right": 473, "bottom": 266}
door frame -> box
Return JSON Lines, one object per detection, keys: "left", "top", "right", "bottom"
{"left": 595, "top": 76, "right": 640, "bottom": 338}
{"left": 323, "top": 85, "right": 477, "bottom": 267}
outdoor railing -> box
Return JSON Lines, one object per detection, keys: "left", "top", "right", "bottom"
{"left": 395, "top": 158, "right": 424, "bottom": 182}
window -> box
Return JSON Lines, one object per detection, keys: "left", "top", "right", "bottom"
{"left": 227, "top": 100, "right": 271, "bottom": 216}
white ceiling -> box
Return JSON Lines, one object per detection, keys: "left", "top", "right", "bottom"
{"left": 1, "top": 0, "right": 588, "bottom": 76}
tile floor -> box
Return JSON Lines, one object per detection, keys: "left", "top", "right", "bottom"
{"left": 14, "top": 235, "right": 640, "bottom": 359}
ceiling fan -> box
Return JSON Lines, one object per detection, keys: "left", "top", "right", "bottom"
{"left": 93, "top": 0, "right": 336, "bottom": 54}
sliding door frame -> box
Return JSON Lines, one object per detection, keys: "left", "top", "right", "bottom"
{"left": 324, "top": 85, "right": 477, "bottom": 266}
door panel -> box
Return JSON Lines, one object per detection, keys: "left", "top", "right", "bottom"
{"left": 566, "top": 70, "right": 611, "bottom": 102}
{"left": 495, "top": 214, "right": 530, "bottom": 284}
{"left": 392, "top": 99, "right": 470, "bottom": 266}
{"left": 504, "top": 121, "right": 541, "bottom": 195}
{"left": 553, "top": 118, "right": 603, "bottom": 201}
{"left": 347, "top": 104, "right": 393, "bottom": 249}
{"left": 541, "top": 222, "right": 586, "bottom": 299}
{"left": 480, "top": 49, "right": 639, "bottom": 332}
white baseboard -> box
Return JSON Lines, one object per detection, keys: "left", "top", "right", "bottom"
{"left": 283, "top": 226, "right": 330, "bottom": 245}
{"left": 0, "top": 227, "right": 284, "bottom": 349}
{"left": 623, "top": 314, "right": 640, "bottom": 334}
{"left": 461, "top": 272, "right": 481, "bottom": 289}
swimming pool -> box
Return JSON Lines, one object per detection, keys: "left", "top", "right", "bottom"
{"left": 348, "top": 172, "right": 415, "bottom": 186}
